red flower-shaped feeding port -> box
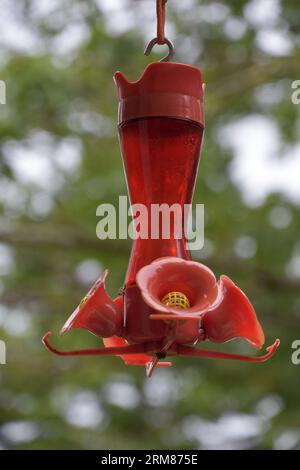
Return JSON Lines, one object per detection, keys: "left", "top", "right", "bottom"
{"left": 43, "top": 61, "right": 279, "bottom": 377}
{"left": 136, "top": 257, "right": 266, "bottom": 349}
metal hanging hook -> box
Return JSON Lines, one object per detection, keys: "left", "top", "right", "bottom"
{"left": 144, "top": 0, "right": 174, "bottom": 62}
{"left": 144, "top": 37, "right": 175, "bottom": 62}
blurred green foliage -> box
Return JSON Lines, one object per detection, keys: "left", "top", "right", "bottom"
{"left": 0, "top": 0, "right": 300, "bottom": 450}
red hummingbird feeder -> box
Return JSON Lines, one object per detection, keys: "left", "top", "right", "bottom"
{"left": 43, "top": 0, "right": 279, "bottom": 377}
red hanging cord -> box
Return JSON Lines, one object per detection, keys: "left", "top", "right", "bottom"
{"left": 156, "top": 0, "right": 167, "bottom": 44}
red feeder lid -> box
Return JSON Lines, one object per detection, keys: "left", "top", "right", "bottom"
{"left": 114, "top": 62, "right": 204, "bottom": 126}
